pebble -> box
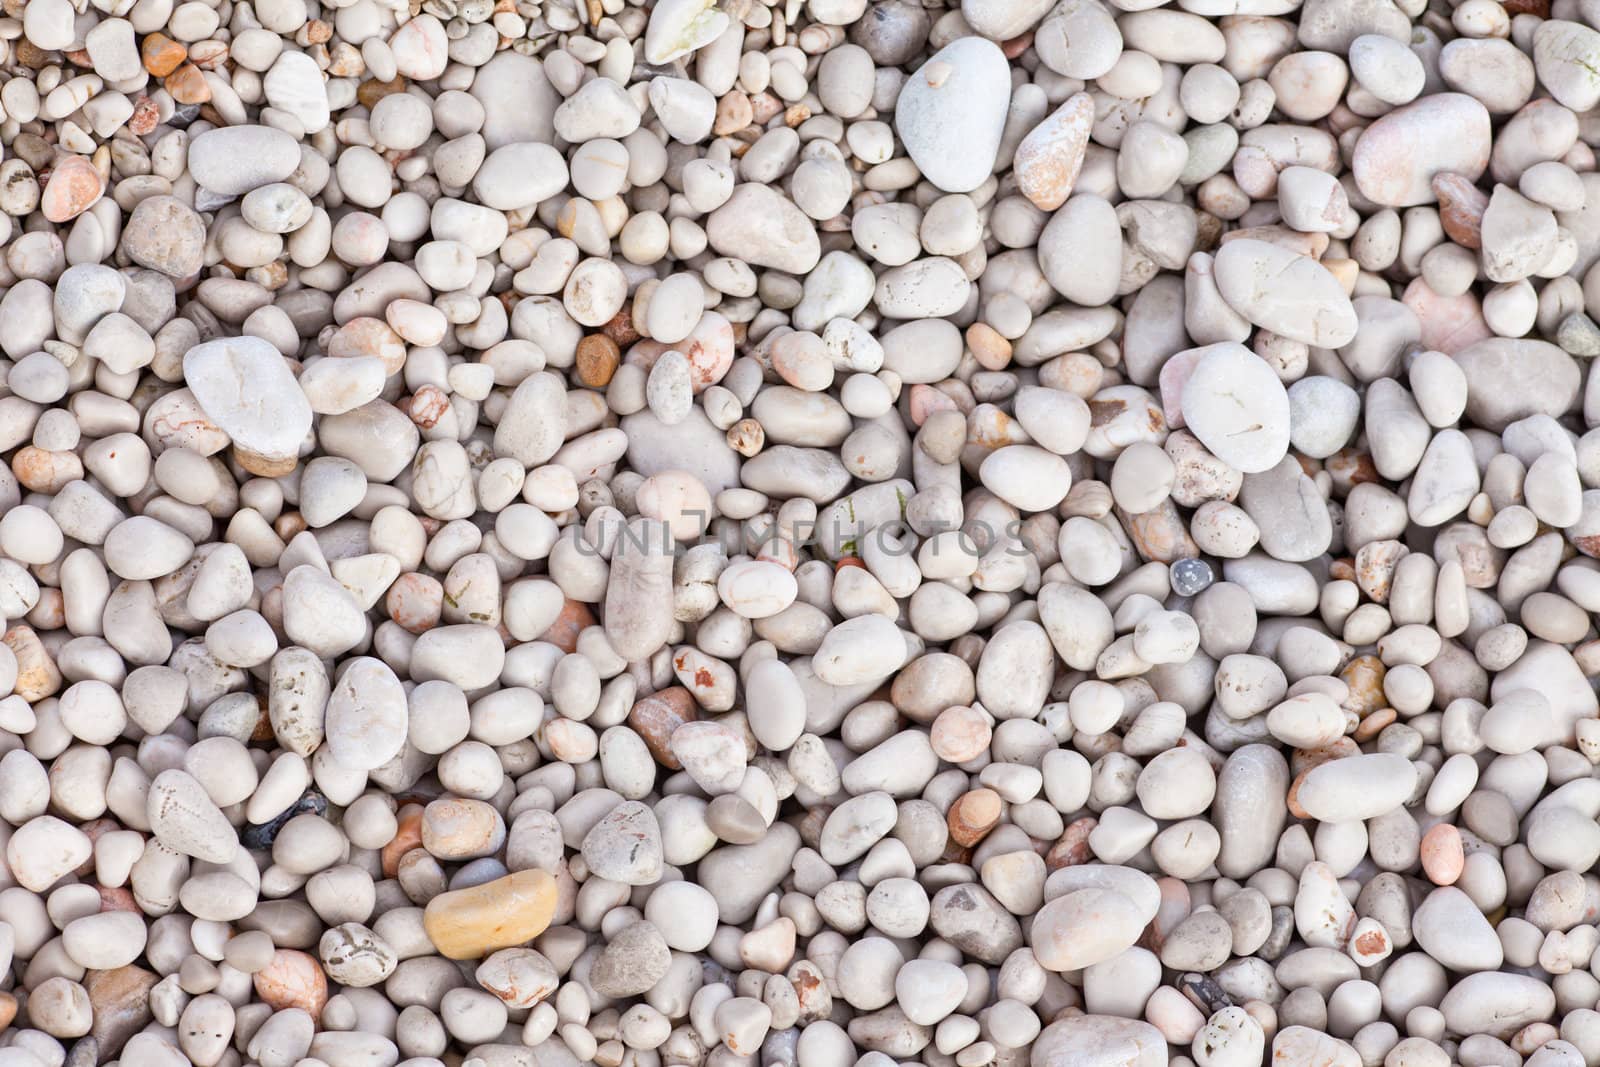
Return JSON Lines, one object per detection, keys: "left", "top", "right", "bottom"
{"left": 581, "top": 800, "right": 663, "bottom": 885}
{"left": 1454, "top": 337, "right": 1581, "bottom": 430}
{"left": 183, "top": 335, "right": 312, "bottom": 467}
{"left": 1180, "top": 343, "right": 1292, "bottom": 474}
{"left": 1294, "top": 753, "right": 1419, "bottom": 822}
{"left": 1533, "top": 21, "right": 1600, "bottom": 112}
{"left": 186, "top": 125, "right": 302, "bottom": 195}
{"left": 323, "top": 657, "right": 407, "bottom": 771}
{"left": 40, "top": 156, "right": 104, "bottom": 224}
{"left": 706, "top": 184, "right": 821, "bottom": 274}
{"left": 1030, "top": 889, "right": 1148, "bottom": 972}
{"left": 1352, "top": 93, "right": 1492, "bottom": 206}
{"left": 1032, "top": 1016, "right": 1167, "bottom": 1067}
{"left": 422, "top": 871, "right": 558, "bottom": 960}
{"left": 893, "top": 37, "right": 1012, "bottom": 193}
{"left": 121, "top": 196, "right": 206, "bottom": 278}
{"left": 1012, "top": 92, "right": 1094, "bottom": 212}
{"left": 264, "top": 51, "right": 331, "bottom": 133}
{"left": 1212, "top": 239, "right": 1358, "bottom": 347}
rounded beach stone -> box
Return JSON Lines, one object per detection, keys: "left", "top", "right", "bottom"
{"left": 893, "top": 37, "right": 1012, "bottom": 193}
{"left": 1179, "top": 343, "right": 1292, "bottom": 474}
{"left": 1352, "top": 93, "right": 1492, "bottom": 206}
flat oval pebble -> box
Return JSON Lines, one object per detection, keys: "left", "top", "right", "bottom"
{"left": 1212, "top": 239, "right": 1358, "bottom": 347}
{"left": 1295, "top": 753, "right": 1419, "bottom": 822}
{"left": 1180, "top": 343, "right": 1292, "bottom": 474}
{"left": 323, "top": 658, "right": 407, "bottom": 771}
{"left": 187, "top": 126, "right": 302, "bottom": 196}
{"left": 706, "top": 184, "right": 821, "bottom": 274}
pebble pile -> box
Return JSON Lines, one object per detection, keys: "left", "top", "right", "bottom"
{"left": 7, "top": 0, "right": 1600, "bottom": 1066}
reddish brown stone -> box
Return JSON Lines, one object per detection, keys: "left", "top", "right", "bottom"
{"left": 947, "top": 788, "right": 1003, "bottom": 847}
{"left": 84, "top": 966, "right": 156, "bottom": 1058}
{"left": 1433, "top": 172, "right": 1488, "bottom": 249}
{"left": 628, "top": 687, "right": 698, "bottom": 768}
{"left": 539, "top": 599, "right": 595, "bottom": 653}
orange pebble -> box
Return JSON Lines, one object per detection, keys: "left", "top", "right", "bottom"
{"left": 40, "top": 154, "right": 106, "bottom": 224}
{"left": 628, "top": 686, "right": 697, "bottom": 768}
{"left": 966, "top": 322, "right": 1013, "bottom": 370}
{"left": 381, "top": 805, "right": 425, "bottom": 877}
{"left": 539, "top": 599, "right": 595, "bottom": 653}
{"left": 164, "top": 62, "right": 211, "bottom": 104}
{"left": 253, "top": 950, "right": 328, "bottom": 1021}
{"left": 1420, "top": 823, "right": 1465, "bottom": 885}
{"left": 947, "top": 788, "right": 1003, "bottom": 847}
{"left": 141, "top": 33, "right": 187, "bottom": 77}
{"left": 1352, "top": 707, "right": 1397, "bottom": 742}
{"left": 576, "top": 334, "right": 621, "bottom": 388}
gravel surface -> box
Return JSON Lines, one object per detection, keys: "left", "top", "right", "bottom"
{"left": 0, "top": 1, "right": 1598, "bottom": 1067}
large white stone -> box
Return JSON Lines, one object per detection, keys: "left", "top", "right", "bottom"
{"left": 1212, "top": 239, "right": 1358, "bottom": 347}
{"left": 1179, "top": 343, "right": 1292, "bottom": 474}
{"left": 183, "top": 336, "right": 312, "bottom": 464}
{"left": 894, "top": 37, "right": 1012, "bottom": 193}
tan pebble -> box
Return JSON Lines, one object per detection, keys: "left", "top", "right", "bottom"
{"left": 84, "top": 965, "right": 156, "bottom": 1057}
{"left": 5, "top": 624, "right": 61, "bottom": 702}
{"left": 358, "top": 76, "right": 407, "bottom": 109}
{"left": 1122, "top": 500, "right": 1200, "bottom": 563}
{"left": 1340, "top": 656, "right": 1388, "bottom": 715}
{"left": 422, "top": 869, "right": 559, "bottom": 960}
{"left": 421, "top": 798, "right": 503, "bottom": 859}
